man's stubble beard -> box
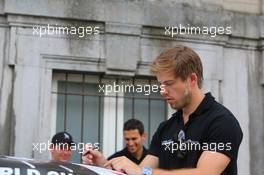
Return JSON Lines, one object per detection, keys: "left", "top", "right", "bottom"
{"left": 170, "top": 86, "right": 192, "bottom": 110}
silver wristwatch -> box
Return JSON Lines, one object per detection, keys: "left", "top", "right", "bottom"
{"left": 142, "top": 167, "right": 153, "bottom": 175}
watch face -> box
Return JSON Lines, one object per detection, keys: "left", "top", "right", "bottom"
{"left": 143, "top": 167, "right": 152, "bottom": 175}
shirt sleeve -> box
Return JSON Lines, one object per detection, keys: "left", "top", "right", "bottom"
{"left": 204, "top": 114, "right": 243, "bottom": 160}
{"left": 148, "top": 121, "right": 167, "bottom": 157}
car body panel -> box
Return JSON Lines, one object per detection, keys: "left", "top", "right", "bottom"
{"left": 0, "top": 156, "right": 126, "bottom": 175}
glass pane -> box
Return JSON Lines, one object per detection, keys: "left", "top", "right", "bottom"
{"left": 124, "top": 91, "right": 133, "bottom": 122}
{"left": 56, "top": 81, "right": 66, "bottom": 132}
{"left": 66, "top": 82, "right": 83, "bottom": 163}
{"left": 149, "top": 100, "right": 166, "bottom": 142}
{"left": 134, "top": 97, "right": 149, "bottom": 147}
{"left": 149, "top": 86, "right": 167, "bottom": 143}
{"left": 83, "top": 83, "right": 102, "bottom": 147}
{"left": 56, "top": 81, "right": 103, "bottom": 163}
{"left": 123, "top": 80, "right": 166, "bottom": 148}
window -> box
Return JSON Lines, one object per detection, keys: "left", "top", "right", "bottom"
{"left": 51, "top": 71, "right": 168, "bottom": 163}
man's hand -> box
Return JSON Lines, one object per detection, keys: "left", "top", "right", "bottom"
{"left": 104, "top": 156, "right": 141, "bottom": 175}
{"left": 82, "top": 149, "right": 107, "bottom": 167}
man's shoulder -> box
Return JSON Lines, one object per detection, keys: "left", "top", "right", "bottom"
{"left": 143, "top": 146, "right": 149, "bottom": 155}
{"left": 210, "top": 100, "right": 236, "bottom": 120}
{"left": 208, "top": 101, "right": 242, "bottom": 132}
{"left": 107, "top": 148, "right": 127, "bottom": 160}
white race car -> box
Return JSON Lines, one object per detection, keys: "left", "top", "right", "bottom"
{"left": 0, "top": 156, "right": 126, "bottom": 175}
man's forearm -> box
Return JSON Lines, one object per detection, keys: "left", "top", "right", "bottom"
{"left": 152, "top": 168, "right": 202, "bottom": 175}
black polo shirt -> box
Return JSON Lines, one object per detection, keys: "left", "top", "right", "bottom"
{"left": 148, "top": 93, "right": 243, "bottom": 175}
{"left": 107, "top": 147, "right": 148, "bottom": 165}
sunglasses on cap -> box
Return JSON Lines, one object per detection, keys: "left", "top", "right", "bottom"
{"left": 173, "top": 129, "right": 187, "bottom": 159}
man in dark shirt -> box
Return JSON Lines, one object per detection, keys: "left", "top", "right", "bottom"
{"left": 83, "top": 45, "right": 243, "bottom": 175}
{"left": 108, "top": 119, "right": 148, "bottom": 164}
{"left": 148, "top": 92, "right": 242, "bottom": 174}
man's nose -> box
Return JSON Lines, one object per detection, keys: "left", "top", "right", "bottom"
{"left": 127, "top": 140, "right": 134, "bottom": 146}
{"left": 160, "top": 85, "right": 168, "bottom": 96}
{"left": 62, "top": 150, "right": 71, "bottom": 154}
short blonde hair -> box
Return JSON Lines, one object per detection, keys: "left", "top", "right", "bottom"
{"left": 150, "top": 45, "right": 203, "bottom": 88}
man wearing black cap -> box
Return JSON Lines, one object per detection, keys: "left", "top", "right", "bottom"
{"left": 50, "top": 131, "right": 74, "bottom": 162}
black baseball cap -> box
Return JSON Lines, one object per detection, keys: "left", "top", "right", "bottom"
{"left": 51, "top": 132, "right": 74, "bottom": 145}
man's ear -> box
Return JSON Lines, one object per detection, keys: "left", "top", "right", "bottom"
{"left": 189, "top": 73, "right": 198, "bottom": 87}
{"left": 49, "top": 145, "right": 55, "bottom": 152}
{"left": 141, "top": 133, "right": 147, "bottom": 141}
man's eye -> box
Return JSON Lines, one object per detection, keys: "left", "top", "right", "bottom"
{"left": 164, "top": 82, "right": 173, "bottom": 86}
{"left": 161, "top": 80, "right": 175, "bottom": 86}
